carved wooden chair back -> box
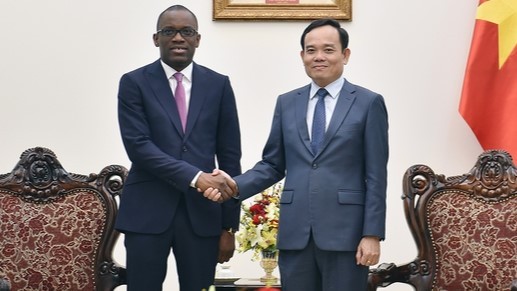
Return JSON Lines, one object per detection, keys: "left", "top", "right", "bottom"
{"left": 368, "top": 150, "right": 517, "bottom": 290}
{"left": 0, "top": 147, "right": 127, "bottom": 291}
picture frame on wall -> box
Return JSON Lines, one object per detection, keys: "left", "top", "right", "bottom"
{"left": 213, "top": 0, "right": 351, "bottom": 21}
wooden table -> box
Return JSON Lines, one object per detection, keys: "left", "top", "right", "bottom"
{"left": 214, "top": 278, "right": 281, "bottom": 291}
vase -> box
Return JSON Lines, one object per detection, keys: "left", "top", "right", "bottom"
{"left": 259, "top": 249, "right": 278, "bottom": 285}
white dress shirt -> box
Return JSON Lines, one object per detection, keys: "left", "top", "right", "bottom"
{"left": 307, "top": 78, "right": 344, "bottom": 139}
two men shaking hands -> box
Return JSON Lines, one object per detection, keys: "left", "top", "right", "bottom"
{"left": 197, "top": 169, "right": 236, "bottom": 202}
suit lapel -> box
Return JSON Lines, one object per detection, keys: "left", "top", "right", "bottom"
{"left": 184, "top": 63, "right": 206, "bottom": 140}
{"left": 296, "top": 81, "right": 357, "bottom": 157}
{"left": 146, "top": 60, "right": 184, "bottom": 136}
{"left": 295, "top": 85, "right": 313, "bottom": 155}
{"left": 320, "top": 80, "right": 356, "bottom": 154}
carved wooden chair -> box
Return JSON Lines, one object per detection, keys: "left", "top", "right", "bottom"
{"left": 0, "top": 147, "right": 127, "bottom": 291}
{"left": 368, "top": 149, "right": 517, "bottom": 291}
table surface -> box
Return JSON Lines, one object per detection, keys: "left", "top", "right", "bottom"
{"left": 235, "top": 278, "right": 281, "bottom": 287}
{"left": 214, "top": 277, "right": 281, "bottom": 288}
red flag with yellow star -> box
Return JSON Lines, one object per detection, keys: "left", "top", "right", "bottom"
{"left": 459, "top": 0, "right": 517, "bottom": 157}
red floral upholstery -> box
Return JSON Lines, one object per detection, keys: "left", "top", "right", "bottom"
{"left": 429, "top": 191, "right": 516, "bottom": 290}
{"left": 0, "top": 147, "right": 127, "bottom": 291}
{"left": 368, "top": 150, "right": 517, "bottom": 291}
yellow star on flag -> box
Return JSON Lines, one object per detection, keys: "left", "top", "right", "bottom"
{"left": 477, "top": 0, "right": 517, "bottom": 68}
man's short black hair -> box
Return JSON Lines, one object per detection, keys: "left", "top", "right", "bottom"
{"left": 300, "top": 18, "right": 349, "bottom": 50}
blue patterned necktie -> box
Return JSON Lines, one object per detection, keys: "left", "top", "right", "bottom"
{"left": 311, "top": 88, "right": 328, "bottom": 154}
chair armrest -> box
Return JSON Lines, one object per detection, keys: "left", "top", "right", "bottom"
{"left": 368, "top": 262, "right": 413, "bottom": 290}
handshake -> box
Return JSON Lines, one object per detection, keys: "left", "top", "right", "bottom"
{"left": 196, "top": 169, "right": 237, "bottom": 203}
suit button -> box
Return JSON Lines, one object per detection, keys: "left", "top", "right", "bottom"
{"left": 312, "top": 163, "right": 317, "bottom": 169}
{"left": 182, "top": 146, "right": 187, "bottom": 152}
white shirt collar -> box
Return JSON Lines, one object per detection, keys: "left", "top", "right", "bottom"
{"left": 160, "top": 60, "right": 193, "bottom": 82}
{"left": 309, "top": 78, "right": 345, "bottom": 100}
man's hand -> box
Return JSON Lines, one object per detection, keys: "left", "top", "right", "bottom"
{"left": 199, "top": 169, "right": 238, "bottom": 202}
{"left": 196, "top": 170, "right": 235, "bottom": 201}
{"left": 203, "top": 187, "right": 222, "bottom": 202}
{"left": 355, "top": 236, "right": 380, "bottom": 266}
{"left": 218, "top": 229, "right": 235, "bottom": 263}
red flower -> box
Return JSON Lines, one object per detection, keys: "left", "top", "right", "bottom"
{"left": 237, "top": 182, "right": 282, "bottom": 259}
{"left": 252, "top": 215, "right": 260, "bottom": 225}
{"left": 250, "top": 204, "right": 265, "bottom": 214}
{"left": 252, "top": 214, "right": 267, "bottom": 225}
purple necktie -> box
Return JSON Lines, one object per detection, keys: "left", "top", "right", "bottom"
{"left": 173, "top": 72, "right": 187, "bottom": 131}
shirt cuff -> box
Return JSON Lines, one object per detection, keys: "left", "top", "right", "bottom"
{"left": 190, "top": 171, "right": 202, "bottom": 188}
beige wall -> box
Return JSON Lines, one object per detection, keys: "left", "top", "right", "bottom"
{"left": 0, "top": 1, "right": 482, "bottom": 290}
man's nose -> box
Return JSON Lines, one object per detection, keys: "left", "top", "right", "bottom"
{"left": 314, "top": 52, "right": 325, "bottom": 60}
{"left": 171, "top": 33, "right": 185, "bottom": 41}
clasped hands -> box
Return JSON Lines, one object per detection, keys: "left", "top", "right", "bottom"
{"left": 196, "top": 169, "right": 236, "bottom": 202}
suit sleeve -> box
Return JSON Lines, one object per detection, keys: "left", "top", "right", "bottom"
{"left": 363, "top": 94, "right": 389, "bottom": 240}
{"left": 234, "top": 96, "right": 286, "bottom": 201}
{"left": 118, "top": 73, "right": 200, "bottom": 193}
{"left": 215, "top": 77, "right": 243, "bottom": 229}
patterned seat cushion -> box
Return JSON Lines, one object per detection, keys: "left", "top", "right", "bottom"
{"left": 0, "top": 189, "right": 107, "bottom": 291}
{"left": 428, "top": 191, "right": 517, "bottom": 290}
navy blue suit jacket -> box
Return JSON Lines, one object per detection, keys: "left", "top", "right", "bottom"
{"left": 115, "top": 60, "right": 242, "bottom": 237}
{"left": 234, "top": 79, "right": 388, "bottom": 251}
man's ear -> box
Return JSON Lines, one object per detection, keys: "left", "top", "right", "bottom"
{"left": 153, "top": 34, "right": 159, "bottom": 47}
{"left": 343, "top": 48, "right": 351, "bottom": 65}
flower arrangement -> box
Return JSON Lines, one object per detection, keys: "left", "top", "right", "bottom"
{"left": 236, "top": 182, "right": 282, "bottom": 261}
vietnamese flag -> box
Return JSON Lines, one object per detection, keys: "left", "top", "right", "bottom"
{"left": 459, "top": 0, "right": 517, "bottom": 158}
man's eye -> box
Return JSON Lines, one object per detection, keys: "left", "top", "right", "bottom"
{"left": 163, "top": 29, "right": 175, "bottom": 36}
{"left": 181, "top": 29, "right": 196, "bottom": 37}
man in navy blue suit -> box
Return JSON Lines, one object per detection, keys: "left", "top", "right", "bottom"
{"left": 206, "top": 18, "right": 389, "bottom": 290}
{"left": 116, "top": 5, "right": 241, "bottom": 291}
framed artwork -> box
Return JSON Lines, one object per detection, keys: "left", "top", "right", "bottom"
{"left": 213, "top": 0, "right": 351, "bottom": 21}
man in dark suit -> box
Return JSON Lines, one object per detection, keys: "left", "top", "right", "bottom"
{"left": 205, "top": 18, "right": 388, "bottom": 290}
{"left": 116, "top": 5, "right": 241, "bottom": 291}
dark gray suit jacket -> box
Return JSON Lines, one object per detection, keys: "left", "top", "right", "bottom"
{"left": 234, "top": 79, "right": 388, "bottom": 251}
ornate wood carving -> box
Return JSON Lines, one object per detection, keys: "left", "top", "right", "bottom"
{"left": 0, "top": 147, "right": 126, "bottom": 203}
{"left": 368, "top": 149, "right": 517, "bottom": 291}
{"left": 0, "top": 147, "right": 128, "bottom": 290}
